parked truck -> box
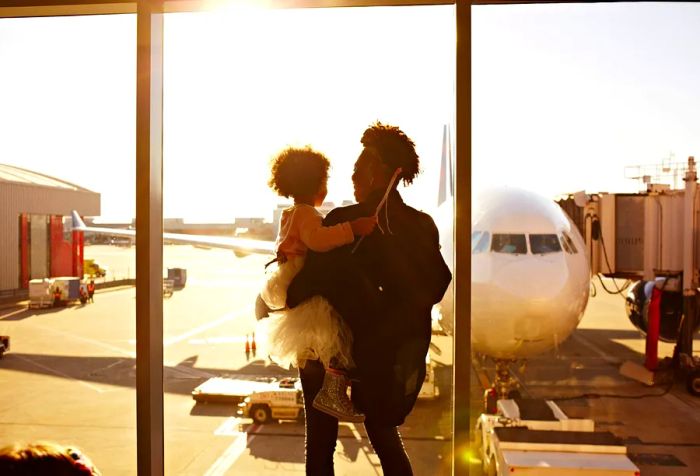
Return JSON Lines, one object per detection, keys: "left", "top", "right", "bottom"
{"left": 83, "top": 259, "right": 107, "bottom": 278}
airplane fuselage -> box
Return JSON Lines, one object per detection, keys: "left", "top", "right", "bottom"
{"left": 438, "top": 187, "right": 590, "bottom": 360}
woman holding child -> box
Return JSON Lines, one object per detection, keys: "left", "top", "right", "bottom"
{"left": 263, "top": 121, "right": 451, "bottom": 475}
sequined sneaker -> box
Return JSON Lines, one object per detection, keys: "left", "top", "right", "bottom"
{"left": 312, "top": 369, "right": 365, "bottom": 423}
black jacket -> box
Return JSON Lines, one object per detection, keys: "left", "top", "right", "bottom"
{"left": 287, "top": 190, "right": 452, "bottom": 426}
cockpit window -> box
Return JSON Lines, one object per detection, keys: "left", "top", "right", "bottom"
{"left": 472, "top": 231, "right": 490, "bottom": 254}
{"left": 559, "top": 235, "right": 572, "bottom": 253}
{"left": 560, "top": 232, "right": 578, "bottom": 254}
{"left": 491, "top": 234, "right": 527, "bottom": 254}
{"left": 530, "top": 234, "right": 562, "bottom": 254}
{"left": 472, "top": 231, "right": 482, "bottom": 249}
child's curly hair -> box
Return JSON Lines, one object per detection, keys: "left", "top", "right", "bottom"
{"left": 360, "top": 121, "right": 420, "bottom": 186}
{"left": 268, "top": 146, "right": 331, "bottom": 199}
{"left": 0, "top": 442, "right": 100, "bottom": 475}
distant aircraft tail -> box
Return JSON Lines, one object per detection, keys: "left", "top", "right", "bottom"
{"left": 71, "top": 210, "right": 87, "bottom": 231}
{"left": 438, "top": 124, "right": 454, "bottom": 207}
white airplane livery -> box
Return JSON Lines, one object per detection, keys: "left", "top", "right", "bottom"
{"left": 434, "top": 125, "right": 590, "bottom": 397}
{"left": 71, "top": 212, "right": 275, "bottom": 256}
{"left": 469, "top": 187, "right": 590, "bottom": 359}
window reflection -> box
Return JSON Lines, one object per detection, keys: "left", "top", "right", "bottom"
{"left": 560, "top": 232, "right": 578, "bottom": 254}
{"left": 491, "top": 233, "right": 526, "bottom": 254}
{"left": 473, "top": 231, "right": 490, "bottom": 254}
{"left": 530, "top": 234, "right": 562, "bottom": 254}
{"left": 472, "top": 231, "right": 482, "bottom": 249}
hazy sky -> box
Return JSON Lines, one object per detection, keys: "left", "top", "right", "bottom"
{"left": 1, "top": 3, "right": 700, "bottom": 221}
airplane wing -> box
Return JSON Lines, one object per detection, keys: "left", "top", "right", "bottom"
{"left": 71, "top": 211, "right": 275, "bottom": 256}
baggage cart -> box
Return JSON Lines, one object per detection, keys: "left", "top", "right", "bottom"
{"left": 29, "top": 278, "right": 54, "bottom": 309}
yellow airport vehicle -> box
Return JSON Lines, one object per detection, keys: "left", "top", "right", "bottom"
{"left": 84, "top": 259, "right": 107, "bottom": 278}
{"left": 237, "top": 378, "right": 303, "bottom": 424}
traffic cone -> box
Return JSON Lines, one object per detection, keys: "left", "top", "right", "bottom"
{"left": 251, "top": 332, "right": 257, "bottom": 352}
{"left": 245, "top": 334, "right": 250, "bottom": 354}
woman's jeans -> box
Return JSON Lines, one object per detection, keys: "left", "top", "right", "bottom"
{"left": 299, "top": 359, "right": 413, "bottom": 476}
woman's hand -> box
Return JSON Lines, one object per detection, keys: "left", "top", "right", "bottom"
{"left": 350, "top": 216, "right": 377, "bottom": 236}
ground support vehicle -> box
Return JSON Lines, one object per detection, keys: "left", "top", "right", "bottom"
{"left": 30, "top": 277, "right": 90, "bottom": 307}
{"left": 476, "top": 399, "right": 640, "bottom": 476}
{"left": 83, "top": 259, "right": 107, "bottom": 278}
{"left": 167, "top": 268, "right": 187, "bottom": 289}
{"left": 191, "top": 377, "right": 303, "bottom": 424}
{"left": 52, "top": 277, "right": 83, "bottom": 305}
{"left": 237, "top": 378, "right": 303, "bottom": 424}
{"left": 191, "top": 377, "right": 275, "bottom": 404}
{"left": 28, "top": 278, "right": 54, "bottom": 308}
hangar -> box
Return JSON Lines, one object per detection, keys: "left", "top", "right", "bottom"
{"left": 0, "top": 164, "right": 100, "bottom": 298}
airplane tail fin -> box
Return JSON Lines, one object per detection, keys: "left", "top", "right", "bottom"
{"left": 71, "top": 210, "right": 87, "bottom": 231}
{"left": 438, "top": 124, "right": 454, "bottom": 207}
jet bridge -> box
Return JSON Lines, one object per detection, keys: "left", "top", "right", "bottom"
{"left": 565, "top": 157, "right": 700, "bottom": 396}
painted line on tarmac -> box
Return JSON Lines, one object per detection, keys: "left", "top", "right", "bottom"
{"left": 27, "top": 323, "right": 136, "bottom": 358}
{"left": 0, "top": 308, "right": 27, "bottom": 320}
{"left": 214, "top": 417, "right": 242, "bottom": 436}
{"left": 572, "top": 333, "right": 620, "bottom": 364}
{"left": 163, "top": 309, "right": 251, "bottom": 348}
{"left": 204, "top": 423, "right": 260, "bottom": 476}
{"left": 12, "top": 353, "right": 107, "bottom": 394}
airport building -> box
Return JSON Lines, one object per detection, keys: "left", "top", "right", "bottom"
{"left": 0, "top": 164, "right": 100, "bottom": 297}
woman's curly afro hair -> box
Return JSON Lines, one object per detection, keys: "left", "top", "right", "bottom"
{"left": 360, "top": 121, "right": 420, "bottom": 186}
{"left": 268, "top": 146, "right": 330, "bottom": 199}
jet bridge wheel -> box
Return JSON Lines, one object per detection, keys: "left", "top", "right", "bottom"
{"left": 687, "top": 369, "right": 700, "bottom": 397}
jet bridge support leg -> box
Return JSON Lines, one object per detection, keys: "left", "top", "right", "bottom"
{"left": 645, "top": 287, "right": 661, "bottom": 371}
{"left": 678, "top": 158, "right": 697, "bottom": 371}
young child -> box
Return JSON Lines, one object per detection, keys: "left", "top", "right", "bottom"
{"left": 0, "top": 441, "right": 101, "bottom": 475}
{"left": 260, "top": 146, "right": 375, "bottom": 422}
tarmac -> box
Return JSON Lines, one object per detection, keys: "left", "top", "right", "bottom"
{"left": 0, "top": 244, "right": 698, "bottom": 475}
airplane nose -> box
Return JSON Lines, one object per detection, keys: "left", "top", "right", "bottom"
{"left": 494, "top": 257, "right": 569, "bottom": 301}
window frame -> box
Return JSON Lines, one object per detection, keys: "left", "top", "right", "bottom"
{"left": 0, "top": 0, "right": 476, "bottom": 474}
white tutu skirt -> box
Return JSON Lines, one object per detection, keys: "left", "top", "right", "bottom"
{"left": 260, "top": 257, "right": 354, "bottom": 369}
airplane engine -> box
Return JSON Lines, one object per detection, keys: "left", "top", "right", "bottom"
{"left": 625, "top": 280, "right": 700, "bottom": 343}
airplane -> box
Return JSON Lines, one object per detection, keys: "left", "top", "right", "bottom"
{"left": 71, "top": 212, "right": 275, "bottom": 257}
{"left": 434, "top": 124, "right": 591, "bottom": 401}
{"left": 72, "top": 126, "right": 592, "bottom": 405}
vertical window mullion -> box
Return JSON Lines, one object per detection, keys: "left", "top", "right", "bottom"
{"left": 136, "top": 0, "right": 164, "bottom": 474}
{"left": 454, "top": 1, "right": 471, "bottom": 475}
